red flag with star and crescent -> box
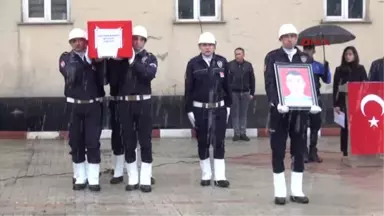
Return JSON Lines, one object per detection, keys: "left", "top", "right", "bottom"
{"left": 348, "top": 82, "right": 384, "bottom": 155}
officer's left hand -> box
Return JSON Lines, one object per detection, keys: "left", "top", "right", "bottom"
{"left": 226, "top": 107, "right": 230, "bottom": 123}
{"left": 310, "top": 105, "right": 322, "bottom": 114}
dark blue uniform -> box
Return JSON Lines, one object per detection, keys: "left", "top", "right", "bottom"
{"left": 112, "top": 50, "right": 157, "bottom": 164}
{"left": 184, "top": 54, "right": 232, "bottom": 160}
{"left": 305, "top": 60, "right": 331, "bottom": 161}
{"left": 106, "top": 59, "right": 124, "bottom": 156}
{"left": 264, "top": 47, "right": 313, "bottom": 174}
{"left": 368, "top": 57, "right": 384, "bottom": 81}
{"left": 59, "top": 50, "right": 105, "bottom": 164}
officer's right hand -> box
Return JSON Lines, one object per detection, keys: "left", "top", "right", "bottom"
{"left": 334, "top": 106, "right": 341, "bottom": 114}
{"left": 128, "top": 47, "right": 135, "bottom": 64}
{"left": 277, "top": 104, "right": 289, "bottom": 113}
{"left": 187, "top": 112, "right": 195, "bottom": 127}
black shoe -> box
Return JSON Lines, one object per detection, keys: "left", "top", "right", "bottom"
{"left": 304, "top": 151, "right": 309, "bottom": 163}
{"left": 125, "top": 184, "right": 139, "bottom": 191}
{"left": 110, "top": 176, "right": 124, "bottom": 184}
{"left": 72, "top": 178, "right": 76, "bottom": 184}
{"left": 290, "top": 195, "right": 309, "bottom": 204}
{"left": 309, "top": 150, "right": 323, "bottom": 163}
{"left": 151, "top": 177, "right": 155, "bottom": 185}
{"left": 240, "top": 134, "right": 250, "bottom": 141}
{"left": 214, "top": 180, "right": 230, "bottom": 188}
{"left": 88, "top": 184, "right": 101, "bottom": 192}
{"left": 72, "top": 183, "right": 86, "bottom": 191}
{"left": 140, "top": 185, "right": 152, "bottom": 193}
{"left": 200, "top": 180, "right": 211, "bottom": 186}
{"left": 274, "top": 197, "right": 286, "bottom": 205}
{"left": 232, "top": 136, "right": 240, "bottom": 141}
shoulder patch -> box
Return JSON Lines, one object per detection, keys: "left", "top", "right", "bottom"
{"left": 217, "top": 60, "right": 223, "bottom": 68}
{"left": 60, "top": 60, "right": 66, "bottom": 68}
{"left": 300, "top": 55, "right": 308, "bottom": 63}
{"left": 141, "top": 56, "right": 148, "bottom": 63}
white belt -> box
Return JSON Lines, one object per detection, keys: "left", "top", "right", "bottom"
{"left": 117, "top": 95, "right": 151, "bottom": 101}
{"left": 109, "top": 96, "right": 118, "bottom": 101}
{"left": 66, "top": 97, "right": 103, "bottom": 104}
{"left": 193, "top": 100, "right": 225, "bottom": 108}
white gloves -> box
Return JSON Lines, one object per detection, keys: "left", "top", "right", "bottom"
{"left": 310, "top": 105, "right": 322, "bottom": 114}
{"left": 226, "top": 107, "right": 230, "bottom": 123}
{"left": 187, "top": 112, "right": 195, "bottom": 127}
{"left": 84, "top": 47, "right": 92, "bottom": 64}
{"left": 128, "top": 48, "right": 135, "bottom": 64}
{"left": 277, "top": 104, "right": 289, "bottom": 114}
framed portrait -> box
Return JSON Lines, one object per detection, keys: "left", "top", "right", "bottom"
{"left": 274, "top": 63, "right": 318, "bottom": 110}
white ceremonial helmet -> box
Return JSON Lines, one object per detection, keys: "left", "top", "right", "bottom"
{"left": 133, "top": 25, "right": 148, "bottom": 39}
{"left": 68, "top": 28, "right": 87, "bottom": 41}
{"left": 278, "top": 24, "right": 298, "bottom": 39}
{"left": 198, "top": 32, "right": 216, "bottom": 44}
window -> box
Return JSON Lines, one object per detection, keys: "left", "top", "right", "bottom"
{"left": 324, "top": 0, "right": 366, "bottom": 21}
{"left": 22, "top": 0, "right": 70, "bottom": 23}
{"left": 176, "top": 0, "right": 222, "bottom": 22}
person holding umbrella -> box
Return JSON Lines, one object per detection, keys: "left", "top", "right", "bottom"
{"left": 302, "top": 45, "right": 331, "bottom": 163}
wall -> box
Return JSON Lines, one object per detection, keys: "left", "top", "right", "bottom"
{"left": 0, "top": 0, "right": 382, "bottom": 97}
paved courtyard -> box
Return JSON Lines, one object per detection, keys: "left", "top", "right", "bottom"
{"left": 0, "top": 137, "right": 382, "bottom": 215}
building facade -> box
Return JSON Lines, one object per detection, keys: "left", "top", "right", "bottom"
{"left": 0, "top": 0, "right": 382, "bottom": 131}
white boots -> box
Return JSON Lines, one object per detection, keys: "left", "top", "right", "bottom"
{"left": 214, "top": 159, "right": 227, "bottom": 181}
{"left": 110, "top": 154, "right": 125, "bottom": 184}
{"left": 140, "top": 163, "right": 152, "bottom": 186}
{"left": 126, "top": 161, "right": 139, "bottom": 189}
{"left": 273, "top": 172, "right": 309, "bottom": 205}
{"left": 199, "top": 158, "right": 229, "bottom": 188}
{"left": 87, "top": 163, "right": 101, "bottom": 191}
{"left": 200, "top": 159, "right": 212, "bottom": 181}
{"left": 72, "top": 162, "right": 87, "bottom": 190}
{"left": 125, "top": 161, "right": 152, "bottom": 192}
{"left": 72, "top": 161, "right": 100, "bottom": 191}
{"left": 273, "top": 172, "right": 287, "bottom": 199}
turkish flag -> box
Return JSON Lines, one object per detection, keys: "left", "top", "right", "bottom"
{"left": 348, "top": 82, "right": 384, "bottom": 155}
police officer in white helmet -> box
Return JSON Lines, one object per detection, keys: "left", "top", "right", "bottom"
{"left": 108, "top": 25, "right": 158, "bottom": 193}
{"left": 184, "top": 32, "right": 232, "bottom": 188}
{"left": 264, "top": 24, "right": 322, "bottom": 205}
{"left": 59, "top": 28, "right": 105, "bottom": 191}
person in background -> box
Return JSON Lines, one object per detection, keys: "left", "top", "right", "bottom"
{"left": 368, "top": 57, "right": 384, "bottom": 81}
{"left": 229, "top": 47, "right": 255, "bottom": 141}
{"left": 302, "top": 45, "right": 331, "bottom": 163}
{"left": 333, "top": 46, "right": 368, "bottom": 158}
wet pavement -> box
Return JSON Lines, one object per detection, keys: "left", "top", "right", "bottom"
{"left": 0, "top": 137, "right": 382, "bottom": 215}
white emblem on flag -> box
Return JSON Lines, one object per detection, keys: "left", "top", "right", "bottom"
{"left": 360, "top": 94, "right": 384, "bottom": 127}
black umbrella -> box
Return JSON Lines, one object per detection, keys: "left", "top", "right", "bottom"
{"left": 298, "top": 24, "right": 356, "bottom": 60}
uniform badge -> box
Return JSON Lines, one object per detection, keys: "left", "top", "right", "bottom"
{"left": 220, "top": 72, "right": 224, "bottom": 78}
{"left": 149, "top": 63, "right": 157, "bottom": 68}
{"left": 300, "top": 55, "right": 308, "bottom": 63}
{"left": 92, "top": 65, "right": 96, "bottom": 70}
{"left": 217, "top": 60, "right": 223, "bottom": 68}
{"left": 141, "top": 56, "right": 148, "bottom": 63}
{"left": 60, "top": 61, "right": 65, "bottom": 68}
